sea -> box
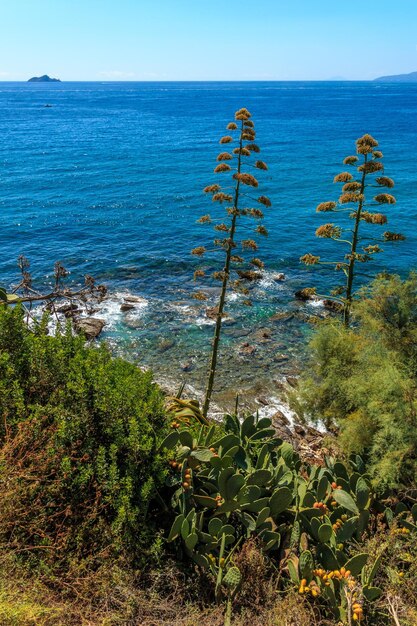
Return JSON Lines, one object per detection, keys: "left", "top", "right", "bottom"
{"left": 1, "top": 81, "right": 416, "bottom": 415}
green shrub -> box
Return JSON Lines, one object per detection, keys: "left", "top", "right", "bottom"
{"left": 0, "top": 306, "right": 169, "bottom": 569}
{"left": 295, "top": 272, "right": 417, "bottom": 491}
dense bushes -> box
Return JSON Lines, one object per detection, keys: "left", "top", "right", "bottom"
{"left": 0, "top": 306, "right": 169, "bottom": 569}
{"left": 295, "top": 272, "right": 417, "bottom": 491}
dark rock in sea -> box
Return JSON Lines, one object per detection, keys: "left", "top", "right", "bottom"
{"left": 74, "top": 317, "right": 105, "bottom": 339}
{"left": 236, "top": 269, "right": 262, "bottom": 281}
{"left": 44, "top": 104, "right": 53, "bottom": 108}
{"left": 28, "top": 75, "right": 61, "bottom": 82}
{"left": 272, "top": 272, "right": 286, "bottom": 281}
{"left": 322, "top": 299, "right": 344, "bottom": 313}
{"left": 295, "top": 288, "right": 317, "bottom": 302}
{"left": 120, "top": 303, "right": 135, "bottom": 312}
{"left": 239, "top": 342, "right": 256, "bottom": 356}
{"left": 181, "top": 361, "right": 193, "bottom": 372}
{"left": 252, "top": 327, "right": 273, "bottom": 343}
{"left": 57, "top": 303, "right": 78, "bottom": 314}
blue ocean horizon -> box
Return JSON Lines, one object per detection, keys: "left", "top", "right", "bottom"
{"left": 1, "top": 81, "right": 416, "bottom": 409}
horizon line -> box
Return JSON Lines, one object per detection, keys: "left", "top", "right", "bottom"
{"left": 0, "top": 78, "right": 381, "bottom": 83}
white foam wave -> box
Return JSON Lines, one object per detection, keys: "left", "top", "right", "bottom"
{"left": 256, "top": 395, "right": 296, "bottom": 428}
{"left": 89, "top": 292, "right": 149, "bottom": 331}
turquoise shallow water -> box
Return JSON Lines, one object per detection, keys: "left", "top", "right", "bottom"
{"left": 1, "top": 81, "right": 416, "bottom": 409}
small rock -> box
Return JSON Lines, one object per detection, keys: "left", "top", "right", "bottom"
{"left": 157, "top": 338, "right": 175, "bottom": 353}
{"left": 74, "top": 318, "right": 105, "bottom": 339}
{"left": 253, "top": 327, "right": 273, "bottom": 342}
{"left": 271, "top": 411, "right": 293, "bottom": 440}
{"left": 294, "top": 424, "right": 306, "bottom": 436}
{"left": 295, "top": 288, "right": 317, "bottom": 302}
{"left": 181, "top": 361, "right": 193, "bottom": 372}
{"left": 270, "top": 312, "right": 294, "bottom": 323}
{"left": 271, "top": 409, "right": 290, "bottom": 425}
{"left": 57, "top": 303, "right": 79, "bottom": 314}
{"left": 274, "top": 353, "right": 289, "bottom": 363}
{"left": 124, "top": 295, "right": 147, "bottom": 303}
{"left": 239, "top": 342, "right": 256, "bottom": 356}
{"left": 256, "top": 395, "right": 270, "bottom": 406}
{"left": 224, "top": 327, "right": 252, "bottom": 338}
{"left": 273, "top": 272, "right": 286, "bottom": 281}
{"left": 120, "top": 303, "right": 135, "bottom": 312}
{"left": 323, "top": 299, "right": 344, "bottom": 313}
{"left": 286, "top": 376, "right": 298, "bottom": 388}
{"left": 206, "top": 306, "right": 229, "bottom": 321}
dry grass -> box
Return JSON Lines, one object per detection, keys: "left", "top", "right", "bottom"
{"left": 2, "top": 529, "right": 417, "bottom": 625}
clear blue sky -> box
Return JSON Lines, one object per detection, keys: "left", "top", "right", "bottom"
{"left": 1, "top": 0, "right": 417, "bottom": 81}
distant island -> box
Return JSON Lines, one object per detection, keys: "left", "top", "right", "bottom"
{"left": 374, "top": 70, "right": 417, "bottom": 83}
{"left": 28, "top": 75, "right": 61, "bottom": 83}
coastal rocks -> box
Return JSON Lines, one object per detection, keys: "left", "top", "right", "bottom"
{"left": 272, "top": 272, "right": 286, "bottom": 281}
{"left": 120, "top": 303, "right": 135, "bottom": 312}
{"left": 271, "top": 410, "right": 293, "bottom": 440}
{"left": 74, "top": 317, "right": 105, "bottom": 339}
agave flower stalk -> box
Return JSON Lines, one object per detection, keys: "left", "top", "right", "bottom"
{"left": 192, "top": 108, "right": 271, "bottom": 416}
{"left": 300, "top": 134, "right": 405, "bottom": 326}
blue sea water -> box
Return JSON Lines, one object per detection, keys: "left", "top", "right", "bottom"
{"left": 1, "top": 81, "right": 416, "bottom": 409}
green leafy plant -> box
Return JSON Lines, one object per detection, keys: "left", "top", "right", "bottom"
{"left": 160, "top": 412, "right": 400, "bottom": 623}
{"left": 300, "top": 134, "right": 405, "bottom": 326}
{"left": 192, "top": 108, "right": 271, "bottom": 415}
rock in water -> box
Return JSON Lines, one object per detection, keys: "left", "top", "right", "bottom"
{"left": 123, "top": 295, "right": 147, "bottom": 303}
{"left": 239, "top": 342, "right": 256, "bottom": 356}
{"left": 74, "top": 318, "right": 105, "bottom": 339}
{"left": 28, "top": 75, "right": 61, "bottom": 82}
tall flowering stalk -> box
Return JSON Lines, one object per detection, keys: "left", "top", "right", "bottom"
{"left": 192, "top": 108, "right": 271, "bottom": 416}
{"left": 301, "top": 134, "right": 405, "bottom": 326}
